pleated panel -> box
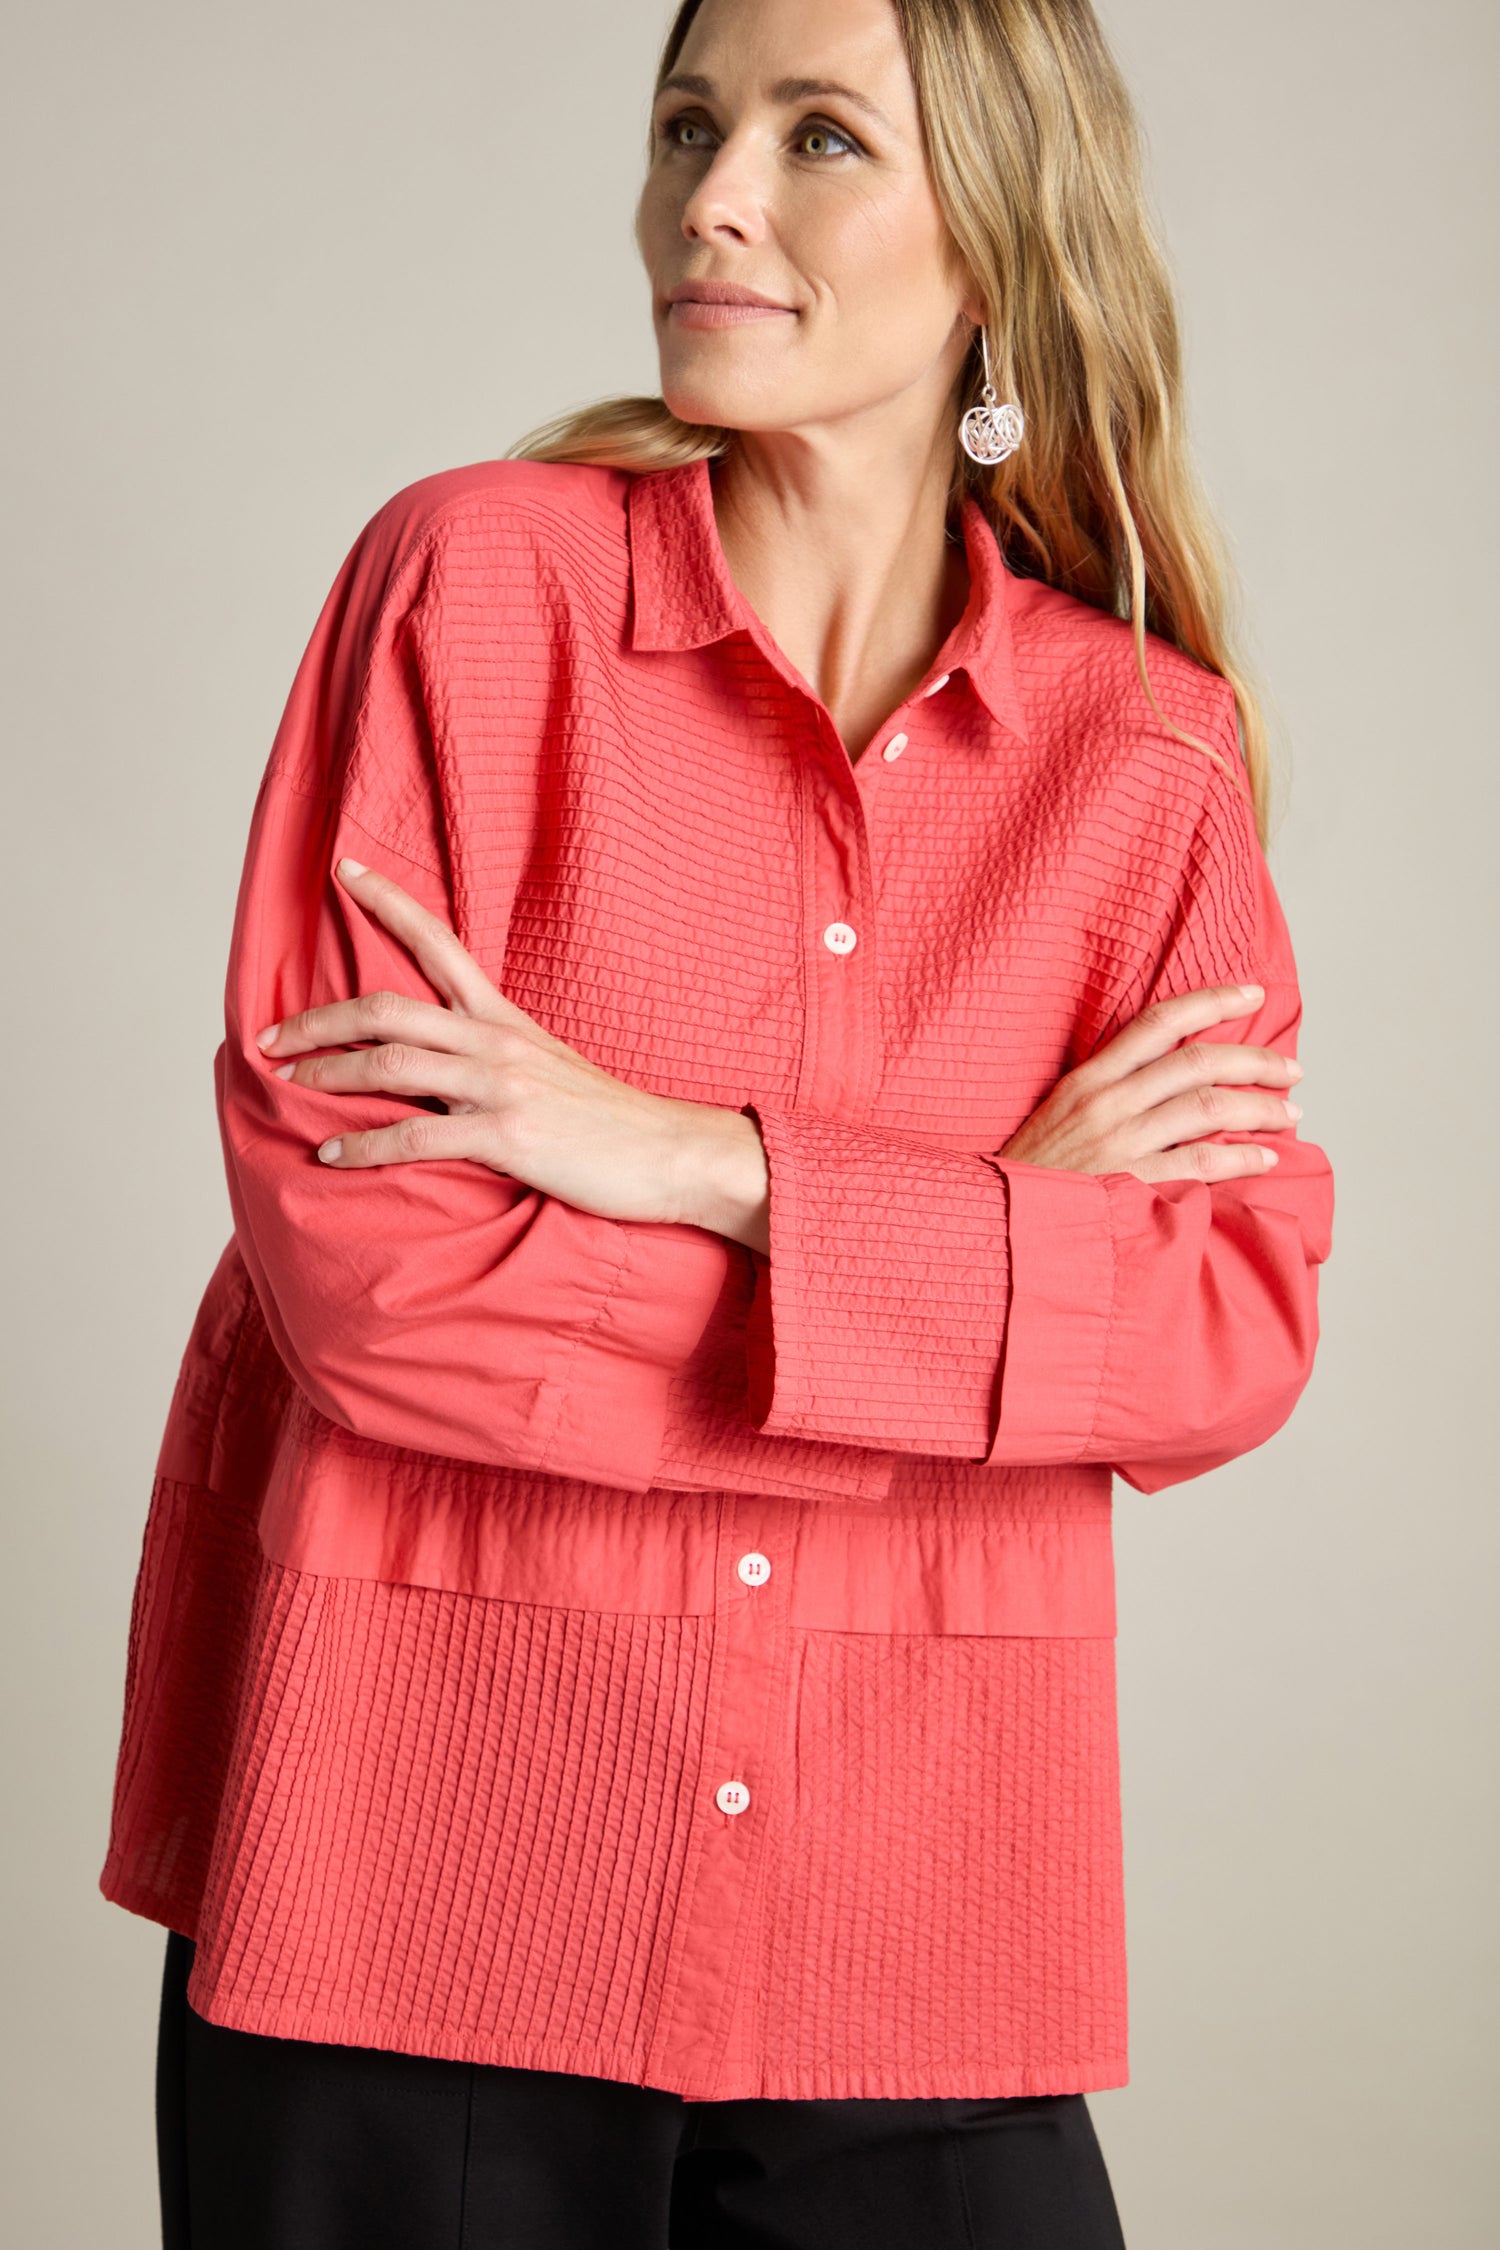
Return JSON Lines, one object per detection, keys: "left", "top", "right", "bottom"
{"left": 99, "top": 1477, "right": 1132, "bottom": 2097}
{"left": 98, "top": 1475, "right": 265, "bottom": 1934}
{"left": 184, "top": 1561, "right": 716, "bottom": 2080}
{"left": 753, "top": 1630, "right": 1128, "bottom": 2097}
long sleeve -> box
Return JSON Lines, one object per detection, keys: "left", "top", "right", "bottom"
{"left": 216, "top": 497, "right": 734, "bottom": 1494}
{"left": 740, "top": 758, "right": 1334, "bottom": 1494}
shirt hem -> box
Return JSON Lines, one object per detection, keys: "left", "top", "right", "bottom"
{"left": 100, "top": 1870, "right": 1128, "bottom": 2104}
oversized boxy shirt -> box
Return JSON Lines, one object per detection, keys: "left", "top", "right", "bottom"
{"left": 100, "top": 456, "right": 1333, "bottom": 2100}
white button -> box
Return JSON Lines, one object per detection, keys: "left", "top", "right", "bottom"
{"left": 881, "top": 732, "right": 909, "bottom": 762}
{"left": 925, "top": 673, "right": 950, "bottom": 696}
{"left": 715, "top": 1780, "right": 751, "bottom": 1817}
{"left": 736, "top": 1551, "right": 772, "bottom": 1587}
{"left": 822, "top": 921, "right": 858, "bottom": 955}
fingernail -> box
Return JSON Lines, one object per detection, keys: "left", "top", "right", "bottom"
{"left": 275, "top": 1061, "right": 296, "bottom": 1079}
{"left": 1237, "top": 983, "right": 1264, "bottom": 1001}
{"left": 318, "top": 1138, "right": 342, "bottom": 1162}
{"left": 337, "top": 858, "right": 367, "bottom": 879}
{"left": 255, "top": 1022, "right": 280, "bottom": 1049}
{"left": 1284, "top": 1101, "right": 1302, "bottom": 1120}
{"left": 1286, "top": 1059, "right": 1303, "bottom": 1080}
{"left": 1262, "top": 1147, "right": 1279, "bottom": 1164}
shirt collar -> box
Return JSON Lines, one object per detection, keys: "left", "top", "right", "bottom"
{"left": 626, "top": 456, "right": 1032, "bottom": 745}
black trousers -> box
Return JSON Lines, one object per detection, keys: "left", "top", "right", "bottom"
{"left": 157, "top": 1932, "right": 1127, "bottom": 2248}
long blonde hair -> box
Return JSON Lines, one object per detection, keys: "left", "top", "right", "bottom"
{"left": 512, "top": 0, "right": 1273, "bottom": 842}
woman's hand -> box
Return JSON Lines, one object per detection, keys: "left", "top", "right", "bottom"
{"left": 998, "top": 984, "right": 1302, "bottom": 1182}
{"left": 252, "top": 858, "right": 772, "bottom": 1252}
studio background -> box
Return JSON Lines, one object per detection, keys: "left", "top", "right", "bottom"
{"left": 3, "top": 2, "right": 1494, "bottom": 2241}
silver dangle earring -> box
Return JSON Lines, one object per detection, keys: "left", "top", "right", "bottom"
{"left": 959, "top": 326, "right": 1024, "bottom": 466}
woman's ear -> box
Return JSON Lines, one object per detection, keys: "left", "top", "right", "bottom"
{"left": 945, "top": 243, "right": 988, "bottom": 335}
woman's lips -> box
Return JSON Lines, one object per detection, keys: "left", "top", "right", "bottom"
{"left": 667, "top": 297, "right": 796, "bottom": 329}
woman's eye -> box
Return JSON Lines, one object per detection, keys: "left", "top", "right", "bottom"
{"left": 664, "top": 115, "right": 717, "bottom": 151}
{"left": 795, "top": 121, "right": 859, "bottom": 159}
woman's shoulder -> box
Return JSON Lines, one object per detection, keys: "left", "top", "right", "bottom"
{"left": 353, "top": 456, "right": 633, "bottom": 582}
{"left": 999, "top": 576, "right": 1286, "bottom": 994}
{"left": 1007, "top": 567, "right": 1238, "bottom": 753}
{"left": 1001, "top": 564, "right": 1254, "bottom": 837}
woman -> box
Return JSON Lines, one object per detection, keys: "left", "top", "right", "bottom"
{"left": 101, "top": 0, "right": 1334, "bottom": 2242}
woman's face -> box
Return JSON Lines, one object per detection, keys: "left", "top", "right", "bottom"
{"left": 636, "top": 0, "right": 979, "bottom": 441}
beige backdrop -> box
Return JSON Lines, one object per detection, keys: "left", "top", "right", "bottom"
{"left": 3, "top": 2, "right": 1495, "bottom": 2242}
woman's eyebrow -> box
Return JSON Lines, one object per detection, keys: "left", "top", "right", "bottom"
{"left": 655, "top": 70, "right": 897, "bottom": 135}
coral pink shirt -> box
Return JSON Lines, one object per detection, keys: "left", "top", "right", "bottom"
{"left": 100, "top": 456, "right": 1333, "bottom": 2101}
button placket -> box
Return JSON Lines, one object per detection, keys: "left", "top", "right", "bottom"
{"left": 643, "top": 1496, "right": 792, "bottom": 2095}
{"left": 800, "top": 723, "right": 879, "bottom": 1113}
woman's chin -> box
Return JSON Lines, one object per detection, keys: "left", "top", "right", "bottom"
{"left": 660, "top": 372, "right": 749, "bottom": 429}
{"left": 661, "top": 373, "right": 791, "bottom": 429}
{"left": 658, "top": 349, "right": 804, "bottom": 434}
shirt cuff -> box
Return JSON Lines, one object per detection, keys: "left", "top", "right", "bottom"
{"left": 982, "top": 1159, "right": 1116, "bottom": 1464}
{"left": 740, "top": 1103, "right": 1011, "bottom": 1456}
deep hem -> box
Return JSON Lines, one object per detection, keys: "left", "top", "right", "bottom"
{"left": 101, "top": 1871, "right": 1129, "bottom": 2105}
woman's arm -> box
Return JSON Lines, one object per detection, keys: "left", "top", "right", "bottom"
{"left": 216, "top": 514, "right": 736, "bottom": 1495}
{"left": 738, "top": 771, "right": 1334, "bottom": 1490}
{"left": 986, "top": 968, "right": 1331, "bottom": 1491}
{"left": 252, "top": 852, "right": 772, "bottom": 1252}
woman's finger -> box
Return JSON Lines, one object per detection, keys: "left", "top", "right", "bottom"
{"left": 315, "top": 1109, "right": 502, "bottom": 1169}
{"left": 1124, "top": 1084, "right": 1300, "bottom": 1158}
{"left": 1120, "top": 1039, "right": 1302, "bottom": 1114}
{"left": 258, "top": 988, "right": 480, "bottom": 1060}
{"left": 1124, "top": 1139, "right": 1281, "bottom": 1185}
{"left": 276, "top": 1041, "right": 481, "bottom": 1107}
{"left": 1077, "top": 984, "right": 1268, "bottom": 1088}
{"left": 333, "top": 858, "right": 540, "bottom": 1032}
{"left": 333, "top": 857, "right": 494, "bottom": 1014}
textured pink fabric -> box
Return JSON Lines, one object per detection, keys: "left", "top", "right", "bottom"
{"left": 99, "top": 456, "right": 1333, "bottom": 2100}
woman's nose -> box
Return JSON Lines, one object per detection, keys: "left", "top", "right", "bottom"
{"left": 680, "top": 145, "right": 769, "bottom": 247}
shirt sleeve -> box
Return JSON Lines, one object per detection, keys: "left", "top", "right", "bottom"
{"left": 739, "top": 759, "right": 1334, "bottom": 1492}
{"left": 215, "top": 499, "right": 734, "bottom": 1495}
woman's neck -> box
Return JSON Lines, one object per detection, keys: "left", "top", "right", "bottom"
{"left": 710, "top": 422, "right": 969, "bottom": 763}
